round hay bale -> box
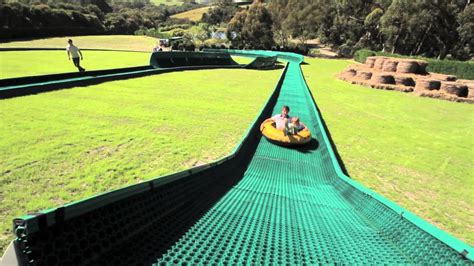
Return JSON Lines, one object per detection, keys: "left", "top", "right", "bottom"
{"left": 440, "top": 82, "right": 468, "bottom": 97}
{"left": 365, "top": 56, "right": 376, "bottom": 68}
{"left": 468, "top": 88, "right": 474, "bottom": 99}
{"left": 373, "top": 57, "right": 387, "bottom": 70}
{"left": 382, "top": 59, "right": 398, "bottom": 72}
{"left": 415, "top": 79, "right": 441, "bottom": 90}
{"left": 415, "top": 60, "right": 428, "bottom": 74}
{"left": 430, "top": 73, "right": 457, "bottom": 81}
{"left": 395, "top": 76, "right": 415, "bottom": 86}
{"left": 396, "top": 60, "right": 419, "bottom": 73}
{"left": 355, "top": 71, "right": 372, "bottom": 80}
{"left": 371, "top": 73, "right": 395, "bottom": 84}
{"left": 344, "top": 67, "right": 357, "bottom": 76}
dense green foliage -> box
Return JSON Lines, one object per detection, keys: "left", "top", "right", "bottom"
{"left": 227, "top": 1, "right": 274, "bottom": 49}
{"left": 303, "top": 57, "right": 474, "bottom": 246}
{"left": 3, "top": 0, "right": 472, "bottom": 61}
{"left": 427, "top": 60, "right": 474, "bottom": 80}
{"left": 354, "top": 49, "right": 474, "bottom": 80}
{"left": 0, "top": 67, "right": 282, "bottom": 254}
{"left": 262, "top": 0, "right": 472, "bottom": 60}
{"left": 353, "top": 49, "right": 376, "bottom": 63}
{"left": 0, "top": 0, "right": 202, "bottom": 39}
{"left": 201, "top": 0, "right": 239, "bottom": 25}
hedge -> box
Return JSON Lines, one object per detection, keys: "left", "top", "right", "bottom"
{"left": 353, "top": 49, "right": 474, "bottom": 80}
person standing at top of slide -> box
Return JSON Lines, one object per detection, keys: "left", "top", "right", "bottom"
{"left": 67, "top": 39, "right": 85, "bottom": 72}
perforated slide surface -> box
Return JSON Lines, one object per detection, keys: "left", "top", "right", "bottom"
{"left": 5, "top": 51, "right": 472, "bottom": 265}
{"left": 153, "top": 51, "right": 473, "bottom": 265}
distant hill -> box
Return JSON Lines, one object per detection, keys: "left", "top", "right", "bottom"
{"left": 151, "top": 0, "right": 185, "bottom": 6}
{"left": 171, "top": 6, "right": 211, "bottom": 21}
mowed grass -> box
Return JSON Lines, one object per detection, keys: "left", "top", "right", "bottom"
{"left": 231, "top": 56, "right": 255, "bottom": 65}
{"left": 171, "top": 6, "right": 211, "bottom": 21}
{"left": 0, "top": 68, "right": 282, "bottom": 253}
{"left": 0, "top": 35, "right": 158, "bottom": 52}
{"left": 0, "top": 51, "right": 149, "bottom": 79}
{"left": 302, "top": 58, "right": 474, "bottom": 245}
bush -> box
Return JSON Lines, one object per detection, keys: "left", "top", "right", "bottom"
{"left": 427, "top": 60, "right": 474, "bottom": 80}
{"left": 337, "top": 44, "right": 355, "bottom": 58}
{"left": 353, "top": 49, "right": 474, "bottom": 80}
{"left": 308, "top": 48, "right": 321, "bottom": 57}
{"left": 354, "top": 49, "right": 376, "bottom": 63}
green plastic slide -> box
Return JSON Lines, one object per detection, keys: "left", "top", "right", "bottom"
{"left": 4, "top": 50, "right": 472, "bottom": 265}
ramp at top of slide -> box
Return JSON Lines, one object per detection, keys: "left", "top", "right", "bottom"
{"left": 4, "top": 50, "right": 472, "bottom": 265}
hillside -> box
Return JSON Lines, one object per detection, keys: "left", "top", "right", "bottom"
{"left": 0, "top": 35, "right": 158, "bottom": 52}
{"left": 171, "top": 6, "right": 212, "bottom": 21}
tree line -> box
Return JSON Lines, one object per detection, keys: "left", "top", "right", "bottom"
{"left": 1, "top": 0, "right": 472, "bottom": 61}
{"left": 218, "top": 0, "right": 472, "bottom": 60}
{"left": 0, "top": 0, "right": 202, "bottom": 40}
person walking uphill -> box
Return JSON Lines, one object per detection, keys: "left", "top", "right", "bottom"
{"left": 67, "top": 39, "right": 85, "bottom": 72}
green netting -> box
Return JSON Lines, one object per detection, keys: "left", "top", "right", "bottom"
{"left": 153, "top": 53, "right": 472, "bottom": 264}
{"left": 149, "top": 51, "right": 238, "bottom": 68}
{"left": 8, "top": 50, "right": 473, "bottom": 265}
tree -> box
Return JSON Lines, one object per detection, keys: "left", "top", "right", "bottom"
{"left": 201, "top": 0, "right": 239, "bottom": 25}
{"left": 267, "top": 0, "right": 290, "bottom": 47}
{"left": 456, "top": 3, "right": 474, "bottom": 57}
{"left": 227, "top": 1, "right": 274, "bottom": 49}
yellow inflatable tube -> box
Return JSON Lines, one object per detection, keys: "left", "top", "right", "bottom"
{"left": 260, "top": 120, "right": 312, "bottom": 146}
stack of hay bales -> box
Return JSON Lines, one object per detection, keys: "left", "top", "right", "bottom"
{"left": 336, "top": 55, "right": 474, "bottom": 103}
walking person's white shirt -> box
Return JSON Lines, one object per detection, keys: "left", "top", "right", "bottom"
{"left": 67, "top": 44, "right": 80, "bottom": 58}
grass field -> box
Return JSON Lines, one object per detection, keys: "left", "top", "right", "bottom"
{"left": 0, "top": 68, "right": 282, "bottom": 254}
{"left": 170, "top": 6, "right": 211, "bottom": 21}
{"left": 231, "top": 56, "right": 255, "bottom": 65}
{"left": 0, "top": 35, "right": 158, "bottom": 52}
{"left": 152, "top": 0, "right": 184, "bottom": 5}
{"left": 0, "top": 51, "right": 149, "bottom": 79}
{"left": 303, "top": 58, "right": 474, "bottom": 245}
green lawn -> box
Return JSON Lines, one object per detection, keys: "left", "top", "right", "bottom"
{"left": 0, "top": 68, "right": 281, "bottom": 254}
{"left": 0, "top": 35, "right": 158, "bottom": 52}
{"left": 303, "top": 57, "right": 474, "bottom": 245}
{"left": 0, "top": 51, "right": 149, "bottom": 79}
{"left": 232, "top": 56, "right": 255, "bottom": 65}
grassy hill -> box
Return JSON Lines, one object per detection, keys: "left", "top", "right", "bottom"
{"left": 171, "top": 6, "right": 211, "bottom": 21}
{"left": 0, "top": 35, "right": 159, "bottom": 52}
{"left": 0, "top": 50, "right": 149, "bottom": 79}
{"left": 151, "top": 0, "right": 185, "bottom": 5}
